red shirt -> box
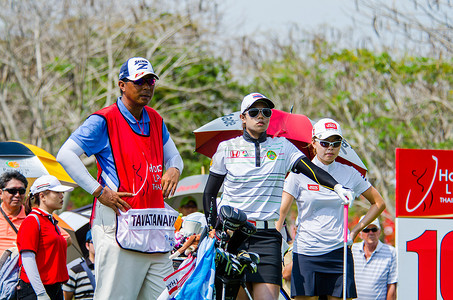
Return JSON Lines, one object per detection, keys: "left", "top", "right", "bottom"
{"left": 94, "top": 104, "right": 164, "bottom": 209}
{"left": 17, "top": 208, "right": 68, "bottom": 285}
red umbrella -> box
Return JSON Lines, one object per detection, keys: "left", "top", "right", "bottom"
{"left": 194, "top": 110, "right": 312, "bottom": 158}
{"left": 194, "top": 110, "right": 367, "bottom": 176}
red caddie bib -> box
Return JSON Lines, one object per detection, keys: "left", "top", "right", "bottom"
{"left": 94, "top": 103, "right": 178, "bottom": 253}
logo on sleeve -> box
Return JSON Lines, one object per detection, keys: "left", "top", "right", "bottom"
{"left": 308, "top": 184, "right": 320, "bottom": 191}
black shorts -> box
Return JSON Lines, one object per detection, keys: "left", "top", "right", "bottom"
{"left": 291, "top": 247, "right": 357, "bottom": 298}
{"left": 239, "top": 229, "right": 282, "bottom": 285}
{"left": 17, "top": 280, "right": 63, "bottom": 300}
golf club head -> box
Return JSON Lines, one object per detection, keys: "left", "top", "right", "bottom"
{"left": 226, "top": 221, "right": 257, "bottom": 254}
{"left": 218, "top": 205, "right": 247, "bottom": 232}
{"left": 236, "top": 250, "right": 252, "bottom": 265}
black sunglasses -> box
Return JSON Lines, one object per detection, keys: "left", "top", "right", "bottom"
{"left": 362, "top": 227, "right": 379, "bottom": 233}
{"left": 246, "top": 108, "right": 272, "bottom": 118}
{"left": 122, "top": 77, "right": 156, "bottom": 86}
{"left": 3, "top": 187, "right": 26, "bottom": 195}
{"left": 315, "top": 139, "right": 342, "bottom": 148}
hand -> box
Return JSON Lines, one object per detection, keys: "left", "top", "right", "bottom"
{"left": 161, "top": 167, "right": 180, "bottom": 198}
{"left": 97, "top": 186, "right": 132, "bottom": 216}
{"left": 334, "top": 184, "right": 355, "bottom": 207}
{"left": 347, "top": 232, "right": 355, "bottom": 246}
{"left": 37, "top": 293, "right": 51, "bottom": 300}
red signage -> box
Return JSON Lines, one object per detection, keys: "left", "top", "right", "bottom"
{"left": 396, "top": 148, "right": 453, "bottom": 218}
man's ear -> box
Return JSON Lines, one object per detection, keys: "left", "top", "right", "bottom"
{"left": 240, "top": 113, "right": 246, "bottom": 123}
{"left": 118, "top": 81, "right": 126, "bottom": 93}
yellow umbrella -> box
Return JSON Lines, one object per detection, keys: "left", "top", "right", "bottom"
{"left": 0, "top": 140, "right": 77, "bottom": 187}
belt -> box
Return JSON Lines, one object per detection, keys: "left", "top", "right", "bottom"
{"left": 247, "top": 220, "right": 276, "bottom": 229}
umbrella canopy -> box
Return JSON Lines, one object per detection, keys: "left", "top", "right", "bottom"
{"left": 193, "top": 110, "right": 367, "bottom": 176}
{"left": 166, "top": 174, "right": 223, "bottom": 211}
{"left": 0, "top": 141, "right": 76, "bottom": 187}
{"left": 54, "top": 206, "right": 91, "bottom": 263}
{"left": 194, "top": 110, "right": 313, "bottom": 158}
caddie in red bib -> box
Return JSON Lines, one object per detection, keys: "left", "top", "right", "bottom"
{"left": 94, "top": 104, "right": 178, "bottom": 253}
{"left": 57, "top": 57, "right": 183, "bottom": 300}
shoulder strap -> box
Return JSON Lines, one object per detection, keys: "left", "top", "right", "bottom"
{"left": 0, "top": 206, "right": 18, "bottom": 234}
{"left": 30, "top": 213, "right": 41, "bottom": 231}
{"left": 80, "top": 260, "right": 96, "bottom": 290}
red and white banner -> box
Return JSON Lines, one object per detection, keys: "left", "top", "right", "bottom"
{"left": 396, "top": 148, "right": 453, "bottom": 299}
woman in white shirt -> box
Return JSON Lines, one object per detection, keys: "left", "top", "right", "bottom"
{"left": 277, "top": 118, "right": 386, "bottom": 300}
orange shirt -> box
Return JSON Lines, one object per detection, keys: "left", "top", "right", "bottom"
{"left": 0, "top": 202, "right": 26, "bottom": 254}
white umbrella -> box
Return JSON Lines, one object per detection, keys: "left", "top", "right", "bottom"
{"left": 166, "top": 174, "right": 223, "bottom": 211}
{"left": 194, "top": 112, "right": 367, "bottom": 175}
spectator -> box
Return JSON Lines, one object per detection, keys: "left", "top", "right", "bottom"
{"left": 352, "top": 216, "right": 397, "bottom": 300}
{"left": 16, "top": 175, "right": 74, "bottom": 300}
{"left": 57, "top": 56, "right": 183, "bottom": 300}
{"left": 204, "top": 94, "right": 354, "bottom": 300}
{"left": 179, "top": 196, "right": 198, "bottom": 216}
{"left": 63, "top": 230, "right": 96, "bottom": 300}
{"left": 0, "top": 171, "right": 28, "bottom": 255}
{"left": 277, "top": 118, "right": 386, "bottom": 300}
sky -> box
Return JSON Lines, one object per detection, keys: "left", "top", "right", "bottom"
{"left": 222, "top": 0, "right": 358, "bottom": 36}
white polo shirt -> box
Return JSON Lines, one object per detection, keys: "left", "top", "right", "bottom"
{"left": 352, "top": 241, "right": 397, "bottom": 300}
{"left": 210, "top": 135, "right": 302, "bottom": 221}
{"left": 284, "top": 156, "right": 371, "bottom": 255}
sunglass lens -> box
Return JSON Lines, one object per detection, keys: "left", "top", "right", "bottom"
{"left": 247, "top": 108, "right": 272, "bottom": 118}
{"left": 319, "top": 140, "right": 341, "bottom": 148}
{"left": 128, "top": 77, "right": 156, "bottom": 86}
{"left": 248, "top": 108, "right": 259, "bottom": 118}
{"left": 262, "top": 108, "right": 272, "bottom": 118}
{"left": 5, "top": 188, "right": 26, "bottom": 195}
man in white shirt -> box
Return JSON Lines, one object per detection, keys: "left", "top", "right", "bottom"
{"left": 352, "top": 216, "right": 397, "bottom": 300}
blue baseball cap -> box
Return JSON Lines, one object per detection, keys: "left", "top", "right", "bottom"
{"left": 86, "top": 230, "right": 92, "bottom": 243}
{"left": 118, "top": 57, "right": 159, "bottom": 81}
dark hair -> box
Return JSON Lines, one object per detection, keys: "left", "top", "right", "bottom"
{"left": 24, "top": 190, "right": 49, "bottom": 215}
{"left": 0, "top": 171, "right": 28, "bottom": 190}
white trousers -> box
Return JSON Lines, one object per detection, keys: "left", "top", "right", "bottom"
{"left": 91, "top": 202, "right": 173, "bottom": 300}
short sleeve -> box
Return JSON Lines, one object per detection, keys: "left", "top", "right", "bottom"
{"left": 162, "top": 120, "right": 170, "bottom": 145}
{"left": 70, "top": 115, "right": 109, "bottom": 157}
{"left": 16, "top": 216, "right": 40, "bottom": 254}
{"left": 350, "top": 169, "right": 372, "bottom": 196}
{"left": 388, "top": 246, "right": 398, "bottom": 284}
{"left": 209, "top": 142, "right": 227, "bottom": 175}
{"left": 284, "top": 139, "right": 305, "bottom": 172}
{"left": 283, "top": 172, "right": 301, "bottom": 199}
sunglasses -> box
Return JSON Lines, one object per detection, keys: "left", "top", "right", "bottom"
{"left": 3, "top": 187, "right": 26, "bottom": 195}
{"left": 315, "top": 139, "right": 342, "bottom": 148}
{"left": 246, "top": 108, "right": 272, "bottom": 118}
{"left": 362, "top": 227, "right": 379, "bottom": 233}
{"left": 122, "top": 77, "right": 156, "bottom": 86}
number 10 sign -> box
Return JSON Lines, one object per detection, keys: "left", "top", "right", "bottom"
{"left": 396, "top": 148, "right": 453, "bottom": 299}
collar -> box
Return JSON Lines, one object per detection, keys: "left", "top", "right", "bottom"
{"left": 32, "top": 208, "right": 58, "bottom": 225}
{"left": 359, "top": 240, "right": 383, "bottom": 254}
{"left": 86, "top": 257, "right": 94, "bottom": 268}
{"left": 1, "top": 203, "right": 26, "bottom": 219}
{"left": 117, "top": 97, "right": 150, "bottom": 125}
{"left": 243, "top": 130, "right": 267, "bottom": 144}
{"left": 312, "top": 156, "right": 336, "bottom": 173}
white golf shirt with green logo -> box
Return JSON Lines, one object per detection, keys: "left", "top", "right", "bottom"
{"left": 210, "top": 135, "right": 302, "bottom": 221}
